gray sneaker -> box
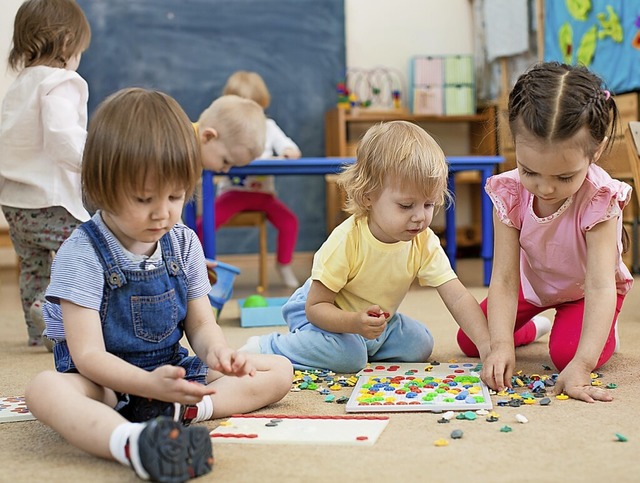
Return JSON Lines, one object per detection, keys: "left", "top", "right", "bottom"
{"left": 128, "top": 417, "right": 213, "bottom": 482}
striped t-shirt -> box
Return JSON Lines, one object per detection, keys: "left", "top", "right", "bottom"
{"left": 43, "top": 211, "right": 210, "bottom": 341}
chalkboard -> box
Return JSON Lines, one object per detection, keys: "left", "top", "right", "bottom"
{"left": 77, "top": 0, "right": 346, "bottom": 256}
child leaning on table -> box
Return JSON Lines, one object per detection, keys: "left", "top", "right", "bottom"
{"left": 26, "top": 88, "right": 292, "bottom": 483}
{"left": 193, "top": 93, "right": 266, "bottom": 277}
{"left": 240, "top": 121, "right": 492, "bottom": 373}
{"left": 218, "top": 70, "right": 302, "bottom": 287}
{"left": 195, "top": 93, "right": 266, "bottom": 173}
{"left": 458, "top": 61, "right": 633, "bottom": 403}
{"left": 0, "top": 0, "right": 91, "bottom": 348}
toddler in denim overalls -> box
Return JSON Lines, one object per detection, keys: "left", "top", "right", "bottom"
{"left": 25, "top": 87, "right": 292, "bottom": 483}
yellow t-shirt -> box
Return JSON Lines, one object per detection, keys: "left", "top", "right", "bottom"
{"left": 311, "top": 215, "right": 457, "bottom": 317}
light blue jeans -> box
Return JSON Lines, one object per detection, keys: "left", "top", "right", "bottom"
{"left": 259, "top": 280, "right": 434, "bottom": 372}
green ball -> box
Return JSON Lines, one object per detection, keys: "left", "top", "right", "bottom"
{"left": 243, "top": 294, "right": 268, "bottom": 308}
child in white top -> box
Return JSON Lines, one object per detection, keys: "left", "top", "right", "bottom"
{"left": 216, "top": 71, "right": 302, "bottom": 287}
{"left": 242, "top": 121, "right": 491, "bottom": 373}
{"left": 459, "top": 62, "right": 633, "bottom": 403}
{"left": 0, "top": 0, "right": 91, "bottom": 347}
{"left": 25, "top": 88, "right": 292, "bottom": 482}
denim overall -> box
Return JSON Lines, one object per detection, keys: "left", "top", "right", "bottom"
{"left": 53, "top": 220, "right": 207, "bottom": 383}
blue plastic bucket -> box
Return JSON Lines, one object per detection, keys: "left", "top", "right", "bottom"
{"left": 206, "top": 259, "right": 241, "bottom": 316}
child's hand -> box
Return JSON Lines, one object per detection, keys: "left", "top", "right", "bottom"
{"left": 357, "top": 306, "right": 388, "bottom": 339}
{"left": 282, "top": 147, "right": 301, "bottom": 159}
{"left": 480, "top": 344, "right": 516, "bottom": 391}
{"left": 552, "top": 360, "right": 613, "bottom": 403}
{"left": 208, "top": 346, "right": 257, "bottom": 378}
{"left": 147, "top": 365, "right": 215, "bottom": 405}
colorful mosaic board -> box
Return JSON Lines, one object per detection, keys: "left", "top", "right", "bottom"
{"left": 0, "top": 396, "right": 36, "bottom": 423}
{"left": 346, "top": 362, "right": 493, "bottom": 413}
{"left": 210, "top": 414, "right": 389, "bottom": 445}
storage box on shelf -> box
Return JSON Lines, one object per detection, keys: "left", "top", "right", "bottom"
{"left": 410, "top": 55, "right": 476, "bottom": 116}
{"left": 324, "top": 105, "right": 499, "bottom": 251}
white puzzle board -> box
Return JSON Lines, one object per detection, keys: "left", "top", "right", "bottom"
{"left": 210, "top": 414, "right": 389, "bottom": 446}
{"left": 346, "top": 362, "right": 493, "bottom": 413}
{"left": 0, "top": 396, "right": 36, "bottom": 423}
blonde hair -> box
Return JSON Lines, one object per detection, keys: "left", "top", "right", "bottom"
{"left": 338, "top": 121, "right": 450, "bottom": 219}
{"left": 9, "top": 0, "right": 91, "bottom": 71}
{"left": 83, "top": 88, "right": 201, "bottom": 214}
{"left": 222, "top": 71, "right": 271, "bottom": 109}
{"left": 197, "top": 94, "right": 266, "bottom": 159}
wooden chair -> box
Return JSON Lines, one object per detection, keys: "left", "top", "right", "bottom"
{"left": 220, "top": 211, "right": 268, "bottom": 293}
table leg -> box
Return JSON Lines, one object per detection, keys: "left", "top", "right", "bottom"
{"left": 445, "top": 175, "right": 457, "bottom": 272}
{"left": 201, "top": 170, "right": 216, "bottom": 259}
{"left": 480, "top": 169, "right": 493, "bottom": 286}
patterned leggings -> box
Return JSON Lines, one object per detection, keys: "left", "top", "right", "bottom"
{"left": 2, "top": 206, "right": 81, "bottom": 342}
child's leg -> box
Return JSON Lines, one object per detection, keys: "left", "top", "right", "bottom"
{"left": 261, "top": 196, "right": 298, "bottom": 265}
{"left": 214, "top": 191, "right": 271, "bottom": 228}
{"left": 26, "top": 370, "right": 213, "bottom": 480}
{"left": 26, "top": 370, "right": 123, "bottom": 458}
{"left": 2, "top": 206, "right": 81, "bottom": 344}
{"left": 205, "top": 354, "right": 292, "bottom": 417}
{"left": 457, "top": 286, "right": 547, "bottom": 356}
{"left": 259, "top": 329, "right": 369, "bottom": 373}
{"left": 548, "top": 294, "right": 624, "bottom": 371}
{"left": 367, "top": 313, "right": 434, "bottom": 362}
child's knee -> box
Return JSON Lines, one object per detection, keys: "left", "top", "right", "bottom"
{"left": 402, "top": 323, "right": 434, "bottom": 360}
{"left": 271, "top": 355, "right": 294, "bottom": 396}
{"left": 456, "top": 329, "right": 480, "bottom": 357}
{"left": 25, "top": 370, "right": 58, "bottom": 413}
{"left": 328, "top": 345, "right": 368, "bottom": 374}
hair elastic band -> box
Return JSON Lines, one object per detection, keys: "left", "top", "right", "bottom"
{"left": 604, "top": 90, "right": 611, "bottom": 100}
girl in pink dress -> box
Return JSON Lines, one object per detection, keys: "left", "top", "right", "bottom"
{"left": 457, "top": 62, "right": 633, "bottom": 403}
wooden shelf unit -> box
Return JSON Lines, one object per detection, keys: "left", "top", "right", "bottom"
{"left": 323, "top": 106, "right": 499, "bottom": 245}
{"left": 325, "top": 107, "right": 497, "bottom": 157}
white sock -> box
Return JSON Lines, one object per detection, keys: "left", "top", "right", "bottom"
{"left": 109, "top": 422, "right": 145, "bottom": 470}
{"left": 532, "top": 315, "right": 552, "bottom": 340}
{"left": 193, "top": 396, "right": 214, "bottom": 423}
{"left": 277, "top": 263, "right": 299, "bottom": 288}
{"left": 238, "top": 335, "right": 261, "bottom": 353}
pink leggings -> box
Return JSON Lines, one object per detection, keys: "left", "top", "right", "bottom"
{"left": 210, "top": 191, "right": 298, "bottom": 265}
{"left": 457, "top": 286, "right": 625, "bottom": 371}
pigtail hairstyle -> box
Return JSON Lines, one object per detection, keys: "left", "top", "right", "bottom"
{"left": 508, "top": 61, "right": 618, "bottom": 160}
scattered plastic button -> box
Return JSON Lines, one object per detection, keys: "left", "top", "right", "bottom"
{"left": 515, "top": 414, "right": 528, "bottom": 424}
{"left": 539, "top": 397, "right": 551, "bottom": 406}
{"left": 500, "top": 425, "right": 513, "bottom": 433}
{"left": 615, "top": 433, "right": 628, "bottom": 442}
{"left": 442, "top": 411, "right": 455, "bottom": 420}
{"left": 450, "top": 429, "right": 463, "bottom": 439}
{"left": 606, "top": 383, "right": 618, "bottom": 389}
{"left": 555, "top": 393, "right": 569, "bottom": 400}
{"left": 434, "top": 438, "right": 449, "bottom": 446}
